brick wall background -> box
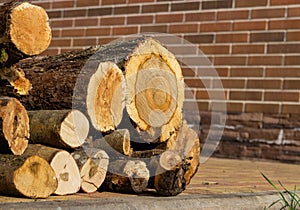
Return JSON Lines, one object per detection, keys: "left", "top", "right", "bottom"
{"left": 29, "top": 0, "right": 300, "bottom": 162}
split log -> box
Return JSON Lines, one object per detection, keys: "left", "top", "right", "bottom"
{"left": 23, "top": 144, "right": 81, "bottom": 195}
{"left": 0, "top": 1, "right": 51, "bottom": 94}
{"left": 102, "top": 160, "right": 149, "bottom": 194}
{"left": 72, "top": 147, "right": 109, "bottom": 193}
{"left": 0, "top": 154, "right": 57, "bottom": 198}
{"left": 28, "top": 110, "right": 89, "bottom": 149}
{"left": 92, "top": 129, "right": 132, "bottom": 157}
{"left": 0, "top": 97, "right": 29, "bottom": 155}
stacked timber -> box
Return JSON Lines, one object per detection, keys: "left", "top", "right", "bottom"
{"left": 0, "top": 0, "right": 200, "bottom": 199}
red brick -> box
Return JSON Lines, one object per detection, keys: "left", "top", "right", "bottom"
{"left": 230, "top": 67, "right": 264, "bottom": 77}
{"left": 230, "top": 91, "right": 262, "bottom": 101}
{"left": 127, "top": 15, "right": 154, "bottom": 25}
{"left": 250, "top": 32, "right": 284, "bottom": 42}
{"left": 271, "top": 0, "right": 300, "bottom": 5}
{"left": 115, "top": 6, "right": 140, "bottom": 15}
{"left": 52, "top": 0, "right": 74, "bottom": 8}
{"left": 251, "top": 8, "right": 285, "bottom": 19}
{"left": 98, "top": 37, "right": 115, "bottom": 45}
{"left": 171, "top": 2, "right": 200, "bottom": 12}
{"left": 287, "top": 31, "right": 300, "bottom": 41}
{"left": 200, "top": 22, "right": 232, "bottom": 32}
{"left": 196, "top": 90, "right": 226, "bottom": 100}
{"left": 61, "top": 29, "right": 85, "bottom": 37}
{"left": 142, "top": 4, "right": 169, "bottom": 13}
{"left": 247, "top": 79, "right": 282, "bottom": 89}
{"left": 200, "top": 45, "right": 230, "bottom": 55}
{"left": 248, "top": 56, "right": 283, "bottom": 66}
{"left": 100, "top": 17, "right": 125, "bottom": 25}
{"left": 101, "top": 0, "right": 126, "bottom": 5}
{"left": 245, "top": 103, "right": 280, "bottom": 113}
{"left": 156, "top": 14, "right": 184, "bottom": 23}
{"left": 269, "top": 19, "right": 300, "bottom": 30}
{"left": 128, "top": 0, "right": 154, "bottom": 3}
{"left": 183, "top": 34, "right": 215, "bottom": 44}
{"left": 75, "top": 18, "right": 98, "bottom": 27}
{"left": 47, "top": 11, "right": 62, "bottom": 19}
{"left": 235, "top": 0, "right": 268, "bottom": 8}
{"left": 266, "top": 68, "right": 300, "bottom": 77}
{"left": 86, "top": 27, "right": 111, "bottom": 36}
{"left": 232, "top": 44, "right": 264, "bottom": 54}
{"left": 63, "top": 9, "right": 86, "bottom": 18}
{"left": 78, "top": 0, "right": 99, "bottom": 7}
{"left": 50, "top": 20, "right": 73, "bottom": 28}
{"left": 288, "top": 7, "right": 300, "bottom": 17}
{"left": 217, "top": 79, "right": 246, "bottom": 88}
{"left": 285, "top": 56, "right": 300, "bottom": 65}
{"left": 73, "top": 38, "right": 97, "bottom": 46}
{"left": 216, "top": 33, "right": 248, "bottom": 43}
{"left": 50, "top": 39, "right": 72, "bottom": 47}
{"left": 51, "top": 30, "right": 60, "bottom": 37}
{"left": 41, "top": 48, "right": 59, "bottom": 56}
{"left": 185, "top": 78, "right": 211, "bottom": 88}
{"left": 33, "top": 2, "right": 51, "bottom": 9}
{"left": 169, "top": 24, "right": 198, "bottom": 33}
{"left": 234, "top": 20, "right": 266, "bottom": 31}
{"left": 282, "top": 104, "right": 300, "bottom": 114}
{"left": 88, "top": 8, "right": 112, "bottom": 16}
{"left": 214, "top": 56, "right": 247, "bottom": 66}
{"left": 180, "top": 56, "right": 213, "bottom": 66}
{"left": 185, "top": 12, "right": 216, "bottom": 22}
{"left": 167, "top": 45, "right": 197, "bottom": 55}
{"left": 140, "top": 25, "right": 167, "bottom": 33}
{"left": 283, "top": 80, "right": 300, "bottom": 89}
{"left": 112, "top": 26, "right": 138, "bottom": 35}
{"left": 264, "top": 92, "right": 299, "bottom": 102}
{"left": 202, "top": 0, "right": 233, "bottom": 10}
{"left": 182, "top": 67, "right": 196, "bottom": 77}
{"left": 226, "top": 102, "right": 244, "bottom": 112}
{"left": 217, "top": 10, "right": 249, "bottom": 20}
{"left": 268, "top": 44, "right": 300, "bottom": 54}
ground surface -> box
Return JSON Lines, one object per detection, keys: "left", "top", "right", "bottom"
{"left": 1, "top": 157, "right": 299, "bottom": 209}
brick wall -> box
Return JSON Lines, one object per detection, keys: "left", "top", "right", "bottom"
{"left": 30, "top": 0, "right": 300, "bottom": 162}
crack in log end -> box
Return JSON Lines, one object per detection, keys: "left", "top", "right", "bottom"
{"left": 59, "top": 172, "right": 69, "bottom": 182}
{"left": 88, "top": 163, "right": 98, "bottom": 179}
{"left": 29, "top": 162, "right": 40, "bottom": 175}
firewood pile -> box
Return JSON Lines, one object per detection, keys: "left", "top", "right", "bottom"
{"left": 0, "top": 1, "right": 200, "bottom": 199}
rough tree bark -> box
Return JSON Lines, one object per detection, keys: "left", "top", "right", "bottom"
{"left": 0, "top": 97, "right": 29, "bottom": 155}
{"left": 72, "top": 147, "right": 109, "bottom": 193}
{"left": 23, "top": 144, "right": 81, "bottom": 195}
{"left": 0, "top": 154, "right": 57, "bottom": 198}
{"left": 0, "top": 1, "right": 51, "bottom": 94}
{"left": 28, "top": 110, "right": 89, "bottom": 149}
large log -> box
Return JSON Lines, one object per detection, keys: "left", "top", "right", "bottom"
{"left": 23, "top": 144, "right": 81, "bottom": 195}
{"left": 102, "top": 160, "right": 149, "bottom": 194}
{"left": 0, "top": 97, "right": 29, "bottom": 155}
{"left": 28, "top": 110, "right": 89, "bottom": 149}
{"left": 0, "top": 1, "right": 51, "bottom": 94}
{"left": 0, "top": 154, "right": 57, "bottom": 198}
{"left": 72, "top": 147, "right": 109, "bottom": 193}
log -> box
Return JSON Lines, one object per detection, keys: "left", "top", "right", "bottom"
{"left": 102, "top": 160, "right": 149, "bottom": 194}
{"left": 0, "top": 1, "right": 51, "bottom": 94}
{"left": 72, "top": 147, "right": 109, "bottom": 193}
{"left": 28, "top": 110, "right": 89, "bottom": 149}
{"left": 92, "top": 129, "right": 132, "bottom": 157}
{"left": 0, "top": 154, "right": 57, "bottom": 198}
{"left": 23, "top": 144, "right": 81, "bottom": 195}
{"left": 0, "top": 97, "right": 29, "bottom": 155}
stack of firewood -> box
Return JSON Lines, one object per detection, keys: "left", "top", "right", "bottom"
{"left": 0, "top": 1, "right": 200, "bottom": 199}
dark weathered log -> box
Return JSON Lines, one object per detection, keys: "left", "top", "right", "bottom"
{"left": 102, "top": 160, "right": 149, "bottom": 194}
{"left": 23, "top": 144, "right": 81, "bottom": 195}
{"left": 0, "top": 1, "right": 51, "bottom": 94}
{"left": 72, "top": 147, "right": 109, "bottom": 193}
{"left": 28, "top": 110, "right": 89, "bottom": 149}
{"left": 0, "top": 154, "right": 57, "bottom": 198}
{"left": 0, "top": 97, "right": 29, "bottom": 155}
{"left": 92, "top": 129, "right": 132, "bottom": 157}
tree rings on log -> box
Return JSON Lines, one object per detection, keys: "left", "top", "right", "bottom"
{"left": 72, "top": 148, "right": 109, "bottom": 193}
{"left": 0, "top": 97, "right": 29, "bottom": 155}
{"left": 0, "top": 154, "right": 57, "bottom": 198}
{"left": 23, "top": 144, "right": 81, "bottom": 195}
{"left": 28, "top": 110, "right": 89, "bottom": 149}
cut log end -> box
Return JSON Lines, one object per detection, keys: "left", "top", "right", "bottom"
{"left": 60, "top": 110, "right": 89, "bottom": 148}
{"left": 87, "top": 61, "right": 125, "bottom": 133}
{"left": 50, "top": 150, "right": 81, "bottom": 195}
{"left": 0, "top": 97, "right": 29, "bottom": 155}
{"left": 14, "top": 155, "right": 58, "bottom": 198}
{"left": 9, "top": 2, "right": 51, "bottom": 56}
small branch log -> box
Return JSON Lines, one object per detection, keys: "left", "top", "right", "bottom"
{"left": 0, "top": 154, "right": 57, "bottom": 198}
{"left": 27, "top": 110, "right": 89, "bottom": 149}
{"left": 102, "top": 160, "right": 149, "bottom": 194}
{"left": 92, "top": 129, "right": 132, "bottom": 157}
{"left": 0, "top": 97, "right": 29, "bottom": 155}
{"left": 72, "top": 147, "right": 109, "bottom": 193}
{"left": 23, "top": 144, "right": 81, "bottom": 195}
